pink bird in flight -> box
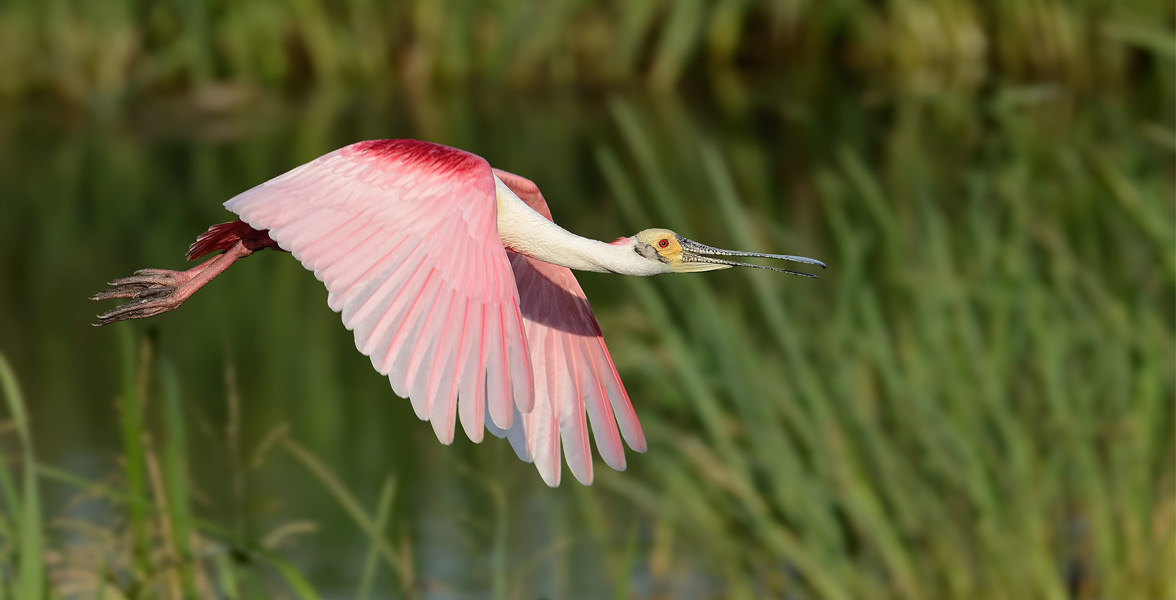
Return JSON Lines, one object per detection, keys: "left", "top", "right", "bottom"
{"left": 92, "top": 139, "right": 824, "bottom": 486}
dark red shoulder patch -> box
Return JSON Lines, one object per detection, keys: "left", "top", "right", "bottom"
{"left": 345, "top": 139, "right": 485, "bottom": 178}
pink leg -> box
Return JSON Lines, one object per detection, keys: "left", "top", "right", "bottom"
{"left": 91, "top": 240, "right": 256, "bottom": 325}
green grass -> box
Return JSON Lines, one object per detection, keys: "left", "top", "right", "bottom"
{"left": 0, "top": 354, "right": 44, "bottom": 600}
{"left": 0, "top": 0, "right": 1170, "bottom": 106}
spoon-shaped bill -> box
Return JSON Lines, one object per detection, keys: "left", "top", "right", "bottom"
{"left": 676, "top": 236, "right": 826, "bottom": 277}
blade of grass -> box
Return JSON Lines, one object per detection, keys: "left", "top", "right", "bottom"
{"left": 283, "top": 439, "right": 414, "bottom": 595}
{"left": 610, "top": 523, "right": 639, "bottom": 600}
{"left": 159, "top": 357, "right": 198, "bottom": 596}
{"left": 0, "top": 353, "right": 42, "bottom": 600}
{"left": 357, "top": 475, "right": 397, "bottom": 600}
{"left": 117, "top": 328, "right": 151, "bottom": 569}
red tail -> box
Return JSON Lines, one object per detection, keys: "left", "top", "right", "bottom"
{"left": 187, "top": 220, "right": 276, "bottom": 261}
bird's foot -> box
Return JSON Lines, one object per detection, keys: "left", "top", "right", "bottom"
{"left": 91, "top": 241, "right": 255, "bottom": 326}
{"left": 90, "top": 268, "right": 201, "bottom": 325}
{"left": 91, "top": 237, "right": 257, "bottom": 324}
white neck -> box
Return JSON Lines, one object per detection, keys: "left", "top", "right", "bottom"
{"left": 494, "top": 176, "right": 666, "bottom": 276}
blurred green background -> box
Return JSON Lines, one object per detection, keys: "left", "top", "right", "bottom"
{"left": 1, "top": 1, "right": 1173, "bottom": 598}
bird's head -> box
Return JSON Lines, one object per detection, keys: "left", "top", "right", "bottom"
{"left": 631, "top": 228, "right": 826, "bottom": 277}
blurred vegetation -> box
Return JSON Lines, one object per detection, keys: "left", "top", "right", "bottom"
{"left": 596, "top": 95, "right": 1173, "bottom": 598}
{"left": 0, "top": 0, "right": 1171, "bottom": 106}
{"left": 0, "top": 0, "right": 1172, "bottom": 598}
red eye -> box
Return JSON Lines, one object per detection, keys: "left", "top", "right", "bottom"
{"left": 658, "top": 238, "right": 669, "bottom": 248}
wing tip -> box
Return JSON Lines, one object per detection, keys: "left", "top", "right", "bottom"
{"left": 571, "top": 463, "right": 594, "bottom": 486}
{"left": 538, "top": 463, "right": 562, "bottom": 487}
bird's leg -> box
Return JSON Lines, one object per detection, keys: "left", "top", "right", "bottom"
{"left": 91, "top": 240, "right": 257, "bottom": 325}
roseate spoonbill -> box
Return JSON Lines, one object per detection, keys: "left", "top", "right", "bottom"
{"left": 91, "top": 139, "right": 824, "bottom": 486}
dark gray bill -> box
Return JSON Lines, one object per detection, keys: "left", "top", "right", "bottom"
{"left": 677, "top": 235, "right": 826, "bottom": 277}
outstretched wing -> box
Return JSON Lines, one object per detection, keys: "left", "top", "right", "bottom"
{"left": 226, "top": 140, "right": 534, "bottom": 445}
{"left": 493, "top": 169, "right": 647, "bottom": 486}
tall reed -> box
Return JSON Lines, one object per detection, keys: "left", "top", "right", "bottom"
{"left": 592, "top": 93, "right": 1173, "bottom": 598}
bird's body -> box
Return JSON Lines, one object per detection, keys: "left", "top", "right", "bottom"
{"left": 93, "top": 139, "right": 824, "bottom": 486}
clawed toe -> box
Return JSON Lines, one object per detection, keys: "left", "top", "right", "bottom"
{"left": 91, "top": 284, "right": 163, "bottom": 301}
{"left": 94, "top": 297, "right": 179, "bottom": 325}
{"left": 91, "top": 276, "right": 175, "bottom": 300}
{"left": 113, "top": 269, "right": 187, "bottom": 287}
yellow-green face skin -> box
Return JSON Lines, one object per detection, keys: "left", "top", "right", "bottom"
{"left": 635, "top": 229, "right": 729, "bottom": 273}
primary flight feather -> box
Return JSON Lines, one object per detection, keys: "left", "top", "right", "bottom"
{"left": 92, "top": 139, "right": 825, "bottom": 486}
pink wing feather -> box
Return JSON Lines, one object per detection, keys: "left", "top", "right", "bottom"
{"left": 494, "top": 169, "right": 647, "bottom": 486}
{"left": 219, "top": 139, "right": 644, "bottom": 487}
{"left": 225, "top": 140, "right": 534, "bottom": 446}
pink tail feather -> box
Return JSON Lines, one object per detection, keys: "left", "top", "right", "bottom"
{"left": 187, "top": 220, "right": 276, "bottom": 261}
